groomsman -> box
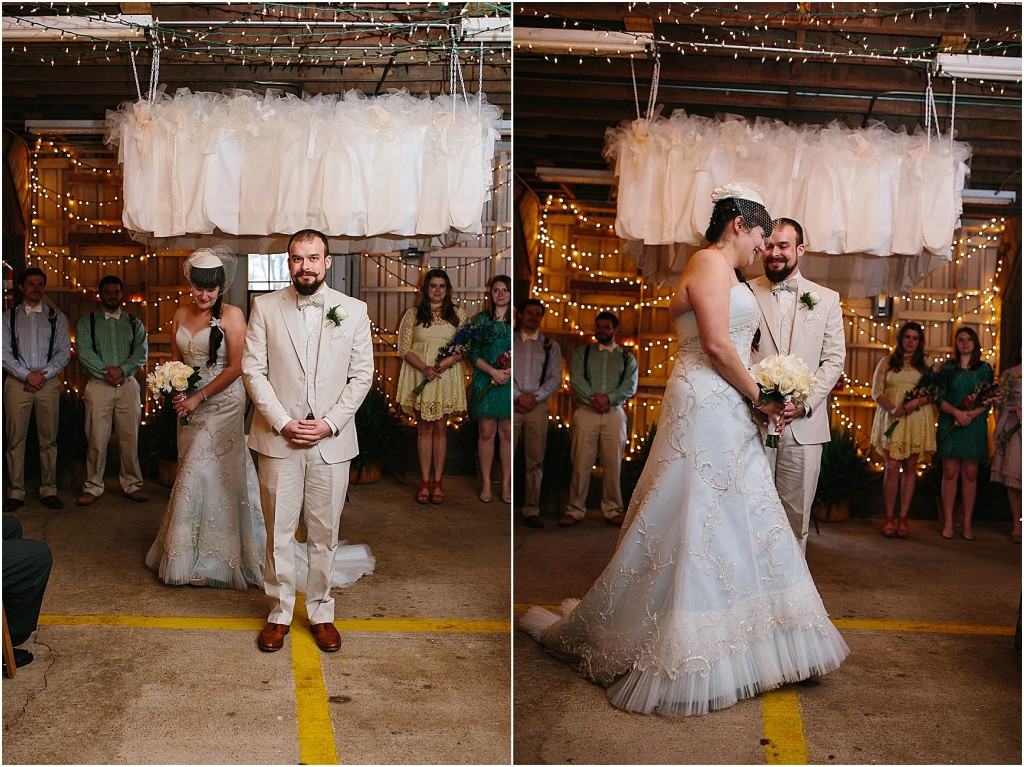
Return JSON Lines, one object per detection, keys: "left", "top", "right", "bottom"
{"left": 513, "top": 299, "right": 562, "bottom": 529}
{"left": 76, "top": 276, "right": 149, "bottom": 506}
{"left": 750, "top": 218, "right": 846, "bottom": 552}
{"left": 561, "top": 311, "right": 638, "bottom": 528}
{"left": 2, "top": 268, "right": 72, "bottom": 511}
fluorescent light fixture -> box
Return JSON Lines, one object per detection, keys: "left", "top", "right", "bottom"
{"left": 460, "top": 17, "right": 511, "bottom": 43}
{"left": 2, "top": 15, "right": 150, "bottom": 42}
{"left": 960, "top": 188, "right": 1017, "bottom": 206}
{"left": 934, "top": 53, "right": 1022, "bottom": 82}
{"left": 515, "top": 27, "right": 653, "bottom": 56}
{"left": 25, "top": 120, "right": 106, "bottom": 135}
{"left": 536, "top": 167, "right": 615, "bottom": 185}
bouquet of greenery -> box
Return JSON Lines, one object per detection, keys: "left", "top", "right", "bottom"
{"left": 883, "top": 367, "right": 944, "bottom": 438}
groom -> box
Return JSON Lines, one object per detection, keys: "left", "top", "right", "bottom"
{"left": 750, "top": 217, "right": 845, "bottom": 553}
{"left": 242, "top": 229, "right": 374, "bottom": 653}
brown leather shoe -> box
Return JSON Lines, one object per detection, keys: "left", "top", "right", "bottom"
{"left": 257, "top": 622, "right": 289, "bottom": 652}
{"left": 558, "top": 514, "right": 583, "bottom": 527}
{"left": 310, "top": 622, "right": 341, "bottom": 652}
{"left": 127, "top": 489, "right": 149, "bottom": 503}
{"left": 76, "top": 493, "right": 99, "bottom": 506}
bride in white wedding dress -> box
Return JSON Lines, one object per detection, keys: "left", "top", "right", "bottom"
{"left": 521, "top": 182, "right": 848, "bottom": 716}
{"left": 146, "top": 248, "right": 373, "bottom": 590}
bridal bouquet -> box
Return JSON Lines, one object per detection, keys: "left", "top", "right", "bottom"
{"left": 411, "top": 321, "right": 492, "bottom": 396}
{"left": 147, "top": 360, "right": 201, "bottom": 425}
{"left": 883, "top": 367, "right": 945, "bottom": 438}
{"left": 476, "top": 350, "right": 511, "bottom": 401}
{"left": 751, "top": 354, "right": 814, "bottom": 448}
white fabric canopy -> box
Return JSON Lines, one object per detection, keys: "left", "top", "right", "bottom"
{"left": 606, "top": 113, "right": 972, "bottom": 296}
{"left": 105, "top": 88, "right": 502, "bottom": 239}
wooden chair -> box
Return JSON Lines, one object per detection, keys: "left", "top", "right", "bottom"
{"left": 2, "top": 605, "right": 16, "bottom": 678}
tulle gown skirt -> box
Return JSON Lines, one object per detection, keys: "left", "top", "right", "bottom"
{"left": 521, "top": 328, "right": 849, "bottom": 716}
{"left": 146, "top": 377, "right": 266, "bottom": 590}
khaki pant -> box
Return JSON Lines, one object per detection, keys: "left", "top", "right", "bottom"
{"left": 4, "top": 375, "right": 62, "bottom": 500}
{"left": 566, "top": 404, "right": 626, "bottom": 520}
{"left": 763, "top": 428, "right": 823, "bottom": 554}
{"left": 513, "top": 400, "right": 550, "bottom": 517}
{"left": 82, "top": 377, "right": 144, "bottom": 497}
{"left": 257, "top": 449, "right": 350, "bottom": 625}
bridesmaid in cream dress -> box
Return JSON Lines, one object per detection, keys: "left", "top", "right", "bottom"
{"left": 395, "top": 268, "right": 467, "bottom": 505}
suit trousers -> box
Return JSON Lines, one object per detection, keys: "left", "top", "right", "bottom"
{"left": 513, "top": 401, "right": 549, "bottom": 517}
{"left": 257, "top": 448, "right": 350, "bottom": 625}
{"left": 763, "top": 428, "right": 823, "bottom": 554}
{"left": 2, "top": 516, "right": 53, "bottom": 646}
{"left": 566, "top": 404, "right": 626, "bottom": 519}
{"left": 3, "top": 375, "right": 61, "bottom": 500}
{"left": 82, "top": 377, "right": 144, "bottom": 497}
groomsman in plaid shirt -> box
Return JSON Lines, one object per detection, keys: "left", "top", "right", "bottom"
{"left": 2, "top": 268, "right": 71, "bottom": 511}
{"left": 513, "top": 299, "right": 562, "bottom": 529}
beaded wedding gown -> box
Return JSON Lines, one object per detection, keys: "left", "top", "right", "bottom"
{"left": 521, "top": 285, "right": 848, "bottom": 716}
{"left": 146, "top": 326, "right": 374, "bottom": 590}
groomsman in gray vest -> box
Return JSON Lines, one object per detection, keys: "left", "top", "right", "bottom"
{"left": 561, "top": 311, "right": 638, "bottom": 528}
{"left": 750, "top": 218, "right": 846, "bottom": 552}
{"left": 513, "top": 299, "right": 562, "bottom": 529}
{"left": 76, "top": 276, "right": 149, "bottom": 506}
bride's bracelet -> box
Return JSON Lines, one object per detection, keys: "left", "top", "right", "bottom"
{"left": 200, "top": 390, "right": 207, "bottom": 402}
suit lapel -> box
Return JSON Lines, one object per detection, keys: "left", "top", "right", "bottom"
{"left": 314, "top": 289, "right": 343, "bottom": 375}
{"left": 754, "top": 279, "right": 783, "bottom": 354}
{"left": 791, "top": 275, "right": 810, "bottom": 347}
{"left": 280, "top": 287, "right": 306, "bottom": 370}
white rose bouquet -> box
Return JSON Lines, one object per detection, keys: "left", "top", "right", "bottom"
{"left": 147, "top": 361, "right": 201, "bottom": 425}
{"left": 750, "top": 354, "right": 814, "bottom": 448}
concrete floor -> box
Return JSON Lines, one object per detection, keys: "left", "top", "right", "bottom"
{"left": 2, "top": 473, "right": 510, "bottom": 765}
{"left": 514, "top": 508, "right": 1022, "bottom": 765}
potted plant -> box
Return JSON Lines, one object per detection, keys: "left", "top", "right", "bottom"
{"left": 351, "top": 378, "right": 404, "bottom": 484}
{"left": 812, "top": 427, "right": 871, "bottom": 522}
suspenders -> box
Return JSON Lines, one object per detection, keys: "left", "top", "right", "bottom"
{"left": 9, "top": 305, "right": 57, "bottom": 363}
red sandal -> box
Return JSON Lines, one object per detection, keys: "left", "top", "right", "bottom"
{"left": 416, "top": 480, "right": 432, "bottom": 505}
{"left": 430, "top": 479, "right": 445, "bottom": 504}
{"left": 896, "top": 517, "right": 910, "bottom": 539}
{"left": 882, "top": 516, "right": 896, "bottom": 538}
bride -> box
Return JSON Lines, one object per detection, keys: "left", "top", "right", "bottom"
{"left": 521, "top": 182, "right": 848, "bottom": 716}
{"left": 146, "top": 248, "right": 373, "bottom": 590}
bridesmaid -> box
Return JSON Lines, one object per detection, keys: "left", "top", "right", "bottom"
{"left": 868, "top": 322, "right": 936, "bottom": 539}
{"left": 990, "top": 349, "right": 1022, "bottom": 542}
{"left": 935, "top": 326, "right": 994, "bottom": 540}
{"left": 395, "top": 268, "right": 468, "bottom": 504}
{"left": 468, "top": 275, "right": 512, "bottom": 503}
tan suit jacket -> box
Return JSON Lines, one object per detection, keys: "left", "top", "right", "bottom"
{"left": 750, "top": 273, "right": 845, "bottom": 445}
{"left": 242, "top": 285, "right": 374, "bottom": 464}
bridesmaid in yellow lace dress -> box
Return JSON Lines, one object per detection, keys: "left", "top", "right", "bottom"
{"left": 395, "top": 268, "right": 467, "bottom": 504}
{"left": 869, "top": 322, "right": 936, "bottom": 539}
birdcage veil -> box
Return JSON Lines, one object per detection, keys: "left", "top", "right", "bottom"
{"left": 183, "top": 246, "right": 237, "bottom": 290}
{"left": 710, "top": 180, "right": 774, "bottom": 236}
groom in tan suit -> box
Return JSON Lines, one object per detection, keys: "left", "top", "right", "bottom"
{"left": 750, "top": 218, "right": 845, "bottom": 553}
{"left": 243, "top": 229, "right": 374, "bottom": 653}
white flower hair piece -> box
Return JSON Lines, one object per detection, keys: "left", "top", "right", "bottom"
{"left": 710, "top": 180, "right": 768, "bottom": 207}
{"left": 209, "top": 317, "right": 222, "bottom": 328}
{"left": 183, "top": 246, "right": 238, "bottom": 290}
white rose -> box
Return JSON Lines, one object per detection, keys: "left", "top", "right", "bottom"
{"left": 170, "top": 374, "right": 190, "bottom": 391}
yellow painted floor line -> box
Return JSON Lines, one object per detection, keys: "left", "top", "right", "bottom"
{"left": 761, "top": 686, "right": 808, "bottom": 765}
{"left": 290, "top": 623, "right": 339, "bottom": 766}
{"left": 39, "top": 614, "right": 509, "bottom": 633}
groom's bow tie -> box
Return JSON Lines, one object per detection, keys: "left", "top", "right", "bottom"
{"left": 771, "top": 279, "right": 798, "bottom": 295}
{"left": 297, "top": 294, "right": 325, "bottom": 310}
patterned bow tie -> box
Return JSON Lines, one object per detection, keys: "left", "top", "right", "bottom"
{"left": 771, "top": 279, "right": 798, "bottom": 295}
{"left": 104, "top": 310, "right": 121, "bottom": 320}
{"left": 24, "top": 304, "right": 42, "bottom": 315}
{"left": 297, "top": 294, "right": 325, "bottom": 310}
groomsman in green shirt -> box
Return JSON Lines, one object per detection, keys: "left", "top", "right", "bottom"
{"left": 560, "top": 311, "right": 638, "bottom": 528}
{"left": 75, "top": 276, "right": 149, "bottom": 506}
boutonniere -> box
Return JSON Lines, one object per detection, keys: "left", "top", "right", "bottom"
{"left": 326, "top": 305, "right": 346, "bottom": 326}
{"left": 799, "top": 291, "right": 821, "bottom": 310}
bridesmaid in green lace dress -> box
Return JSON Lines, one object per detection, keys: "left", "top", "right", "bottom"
{"left": 468, "top": 275, "right": 512, "bottom": 503}
{"left": 935, "top": 327, "right": 994, "bottom": 540}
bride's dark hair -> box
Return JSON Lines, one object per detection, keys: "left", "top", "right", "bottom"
{"left": 189, "top": 265, "right": 226, "bottom": 367}
{"left": 705, "top": 197, "right": 773, "bottom": 243}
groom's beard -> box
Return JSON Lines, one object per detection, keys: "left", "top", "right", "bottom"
{"left": 293, "top": 275, "right": 325, "bottom": 296}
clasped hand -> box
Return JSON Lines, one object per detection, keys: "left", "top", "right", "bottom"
{"left": 173, "top": 392, "right": 198, "bottom": 419}
{"left": 283, "top": 418, "right": 330, "bottom": 447}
